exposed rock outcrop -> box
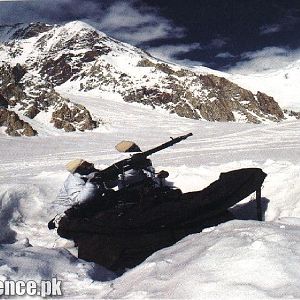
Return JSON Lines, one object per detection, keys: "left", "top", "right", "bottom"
{"left": 283, "top": 109, "right": 300, "bottom": 119}
{"left": 0, "top": 94, "right": 8, "bottom": 108}
{"left": 256, "top": 91, "right": 284, "bottom": 119}
{"left": 0, "top": 108, "right": 37, "bottom": 136}
{"left": 124, "top": 73, "right": 285, "bottom": 123}
{"left": 0, "top": 62, "right": 101, "bottom": 136}
{"left": 51, "top": 102, "right": 99, "bottom": 132}
{"left": 0, "top": 64, "right": 27, "bottom": 104}
{"left": 12, "top": 63, "right": 27, "bottom": 83}
{"left": 40, "top": 54, "right": 81, "bottom": 85}
{"left": 12, "top": 22, "right": 53, "bottom": 39}
{"left": 23, "top": 105, "right": 40, "bottom": 119}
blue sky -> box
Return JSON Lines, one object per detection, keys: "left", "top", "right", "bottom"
{"left": 0, "top": 0, "right": 299, "bottom": 74}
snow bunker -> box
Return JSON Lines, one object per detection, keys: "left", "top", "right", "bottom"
{"left": 57, "top": 168, "right": 267, "bottom": 272}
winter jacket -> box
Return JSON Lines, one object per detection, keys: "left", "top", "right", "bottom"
{"left": 118, "top": 166, "right": 158, "bottom": 189}
{"left": 52, "top": 172, "right": 104, "bottom": 215}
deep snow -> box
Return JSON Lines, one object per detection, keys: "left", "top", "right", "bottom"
{"left": 1, "top": 88, "right": 300, "bottom": 299}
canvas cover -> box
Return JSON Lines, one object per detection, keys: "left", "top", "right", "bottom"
{"left": 57, "top": 168, "right": 267, "bottom": 271}
{"left": 115, "top": 141, "right": 142, "bottom": 153}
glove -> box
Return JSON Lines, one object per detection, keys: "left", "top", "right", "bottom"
{"left": 48, "top": 218, "right": 56, "bottom": 230}
{"left": 157, "top": 170, "right": 169, "bottom": 179}
{"left": 87, "top": 171, "right": 102, "bottom": 183}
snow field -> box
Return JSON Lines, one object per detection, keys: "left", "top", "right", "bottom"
{"left": 0, "top": 91, "right": 300, "bottom": 299}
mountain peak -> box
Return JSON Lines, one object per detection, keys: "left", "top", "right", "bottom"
{"left": 59, "top": 21, "right": 106, "bottom": 38}
{"left": 0, "top": 20, "right": 290, "bottom": 137}
{"left": 62, "top": 20, "right": 96, "bottom": 31}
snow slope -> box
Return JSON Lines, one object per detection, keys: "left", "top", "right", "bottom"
{"left": 193, "top": 61, "right": 300, "bottom": 111}
{"left": 1, "top": 88, "right": 300, "bottom": 298}
{"left": 106, "top": 220, "right": 300, "bottom": 299}
{"left": 228, "top": 60, "right": 300, "bottom": 111}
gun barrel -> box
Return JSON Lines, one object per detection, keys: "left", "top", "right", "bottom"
{"left": 99, "top": 133, "right": 193, "bottom": 182}
{"left": 142, "top": 132, "right": 193, "bottom": 157}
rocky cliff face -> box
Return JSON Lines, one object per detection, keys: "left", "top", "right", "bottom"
{"left": 0, "top": 21, "right": 287, "bottom": 136}
{"left": 0, "top": 62, "right": 100, "bottom": 136}
{"left": 0, "top": 94, "right": 8, "bottom": 108}
{"left": 0, "top": 108, "right": 37, "bottom": 136}
{"left": 123, "top": 69, "right": 285, "bottom": 123}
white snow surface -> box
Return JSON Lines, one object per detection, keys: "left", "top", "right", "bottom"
{"left": 1, "top": 89, "right": 300, "bottom": 298}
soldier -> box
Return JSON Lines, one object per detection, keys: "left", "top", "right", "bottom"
{"left": 48, "top": 159, "right": 108, "bottom": 229}
{"left": 115, "top": 140, "right": 159, "bottom": 190}
{"left": 49, "top": 134, "right": 191, "bottom": 229}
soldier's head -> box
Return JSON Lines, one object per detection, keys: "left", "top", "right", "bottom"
{"left": 66, "top": 159, "right": 95, "bottom": 174}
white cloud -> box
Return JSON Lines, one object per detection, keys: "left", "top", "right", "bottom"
{"left": 100, "top": 2, "right": 160, "bottom": 30}
{"left": 0, "top": 0, "right": 103, "bottom": 24}
{"left": 260, "top": 24, "right": 282, "bottom": 35}
{"left": 216, "top": 52, "right": 234, "bottom": 59}
{"left": 227, "top": 47, "right": 300, "bottom": 74}
{"left": 147, "top": 43, "right": 203, "bottom": 66}
{"left": 259, "top": 9, "right": 300, "bottom": 35}
{"left": 0, "top": 0, "right": 186, "bottom": 45}
{"left": 113, "top": 24, "right": 183, "bottom": 44}
{"left": 208, "top": 38, "right": 228, "bottom": 49}
{"left": 95, "top": 1, "right": 185, "bottom": 44}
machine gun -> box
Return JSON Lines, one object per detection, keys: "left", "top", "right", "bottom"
{"left": 96, "top": 133, "right": 193, "bottom": 183}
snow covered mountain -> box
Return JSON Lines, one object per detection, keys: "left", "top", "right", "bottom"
{"left": 0, "top": 21, "right": 288, "bottom": 136}
{"left": 227, "top": 60, "right": 300, "bottom": 112}
{"left": 193, "top": 60, "right": 300, "bottom": 115}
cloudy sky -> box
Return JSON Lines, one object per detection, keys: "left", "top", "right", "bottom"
{"left": 0, "top": 0, "right": 299, "bottom": 74}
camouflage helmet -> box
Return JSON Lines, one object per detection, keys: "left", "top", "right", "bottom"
{"left": 115, "top": 141, "right": 142, "bottom": 153}
{"left": 65, "top": 159, "right": 85, "bottom": 173}
{"left": 65, "top": 159, "right": 94, "bottom": 174}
